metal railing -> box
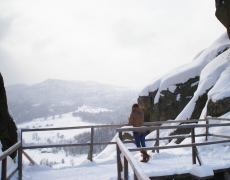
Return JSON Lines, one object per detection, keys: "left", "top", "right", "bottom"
{"left": 0, "top": 119, "right": 209, "bottom": 180}
{"left": 115, "top": 117, "right": 230, "bottom": 180}
{"left": 116, "top": 137, "right": 150, "bottom": 180}
{"left": 20, "top": 121, "right": 183, "bottom": 161}
{"left": 0, "top": 142, "right": 22, "bottom": 180}
{"left": 2, "top": 117, "right": 230, "bottom": 180}
{"left": 21, "top": 123, "right": 130, "bottom": 161}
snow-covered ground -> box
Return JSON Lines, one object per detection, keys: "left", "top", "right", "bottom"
{"left": 17, "top": 112, "right": 97, "bottom": 143}
{"left": 18, "top": 104, "right": 112, "bottom": 145}
{"left": 75, "top": 105, "right": 113, "bottom": 113}
{"left": 7, "top": 114, "right": 230, "bottom": 180}
{"left": 15, "top": 109, "right": 108, "bottom": 167}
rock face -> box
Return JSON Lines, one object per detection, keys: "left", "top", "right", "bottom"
{"left": 207, "top": 97, "right": 230, "bottom": 117}
{"left": 0, "top": 73, "right": 17, "bottom": 159}
{"left": 215, "top": 0, "right": 230, "bottom": 39}
{"left": 137, "top": 37, "right": 230, "bottom": 123}
{"left": 138, "top": 76, "right": 202, "bottom": 122}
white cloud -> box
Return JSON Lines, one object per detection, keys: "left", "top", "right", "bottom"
{"left": 0, "top": 0, "right": 226, "bottom": 88}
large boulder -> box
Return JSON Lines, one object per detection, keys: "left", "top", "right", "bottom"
{"left": 0, "top": 73, "right": 17, "bottom": 159}
{"left": 138, "top": 76, "right": 200, "bottom": 122}
{"left": 137, "top": 30, "right": 230, "bottom": 124}
{"left": 215, "top": 0, "right": 230, "bottom": 39}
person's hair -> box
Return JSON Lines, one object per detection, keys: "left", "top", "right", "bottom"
{"left": 132, "top": 103, "right": 140, "bottom": 108}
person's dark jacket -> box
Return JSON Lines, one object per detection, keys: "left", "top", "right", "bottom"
{"left": 128, "top": 107, "right": 145, "bottom": 133}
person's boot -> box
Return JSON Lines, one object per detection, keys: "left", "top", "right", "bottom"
{"left": 140, "top": 151, "right": 146, "bottom": 162}
{"left": 140, "top": 151, "right": 150, "bottom": 163}
{"left": 140, "top": 156, "right": 147, "bottom": 162}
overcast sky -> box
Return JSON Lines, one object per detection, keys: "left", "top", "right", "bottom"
{"left": 0, "top": 0, "right": 226, "bottom": 88}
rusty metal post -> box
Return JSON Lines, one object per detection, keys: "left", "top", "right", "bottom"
{"left": 191, "top": 128, "right": 196, "bottom": 164}
{"left": 1, "top": 158, "right": 7, "bottom": 180}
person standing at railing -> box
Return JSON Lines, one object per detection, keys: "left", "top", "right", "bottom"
{"left": 128, "top": 103, "right": 150, "bottom": 163}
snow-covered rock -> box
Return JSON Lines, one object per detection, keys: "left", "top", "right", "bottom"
{"left": 138, "top": 32, "right": 230, "bottom": 122}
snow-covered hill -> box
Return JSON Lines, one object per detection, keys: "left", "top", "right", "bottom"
{"left": 6, "top": 79, "right": 138, "bottom": 124}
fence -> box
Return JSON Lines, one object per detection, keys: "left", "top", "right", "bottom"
{"left": 1, "top": 117, "right": 230, "bottom": 180}
{"left": 20, "top": 121, "right": 179, "bottom": 161}
{"left": 21, "top": 123, "right": 130, "bottom": 161}
{"left": 2, "top": 120, "right": 195, "bottom": 180}
{"left": 0, "top": 119, "right": 210, "bottom": 180}
{"left": 115, "top": 117, "right": 230, "bottom": 180}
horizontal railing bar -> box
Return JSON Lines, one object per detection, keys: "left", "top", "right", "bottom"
{"left": 0, "top": 142, "right": 21, "bottom": 161}
{"left": 6, "top": 166, "right": 18, "bottom": 180}
{"left": 116, "top": 137, "right": 150, "bottom": 180}
{"left": 22, "top": 134, "right": 207, "bottom": 149}
{"left": 21, "top": 124, "right": 129, "bottom": 132}
{"left": 93, "top": 140, "right": 152, "bottom": 145}
{"left": 143, "top": 119, "right": 207, "bottom": 125}
{"left": 116, "top": 123, "right": 230, "bottom": 132}
{"left": 128, "top": 139, "right": 230, "bottom": 151}
{"left": 157, "top": 133, "right": 206, "bottom": 141}
{"left": 20, "top": 119, "right": 208, "bottom": 133}
{"left": 119, "top": 134, "right": 206, "bottom": 143}
{"left": 209, "top": 134, "right": 230, "bottom": 139}
{"left": 23, "top": 143, "right": 90, "bottom": 149}
{"left": 92, "top": 142, "right": 116, "bottom": 145}
{"left": 205, "top": 117, "right": 230, "bottom": 121}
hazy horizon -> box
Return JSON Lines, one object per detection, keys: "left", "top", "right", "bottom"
{"left": 5, "top": 78, "right": 140, "bottom": 89}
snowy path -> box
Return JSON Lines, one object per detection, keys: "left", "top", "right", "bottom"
{"left": 10, "top": 143, "right": 230, "bottom": 180}
{"left": 13, "top": 163, "right": 118, "bottom": 180}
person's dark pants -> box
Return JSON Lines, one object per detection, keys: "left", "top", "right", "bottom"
{"left": 134, "top": 132, "right": 146, "bottom": 148}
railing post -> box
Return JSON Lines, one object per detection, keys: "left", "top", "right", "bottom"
{"left": 18, "top": 144, "right": 22, "bottom": 180}
{"left": 119, "top": 131, "right": 122, "bottom": 141}
{"left": 117, "top": 131, "right": 123, "bottom": 180}
{"left": 124, "top": 156, "right": 128, "bottom": 180}
{"left": 1, "top": 158, "right": 7, "bottom": 180}
{"left": 89, "top": 127, "right": 94, "bottom": 161}
{"left": 195, "top": 147, "right": 202, "bottom": 166}
{"left": 191, "top": 128, "right": 196, "bottom": 164}
{"left": 206, "top": 119, "right": 209, "bottom": 141}
{"left": 134, "top": 172, "right": 138, "bottom": 180}
{"left": 19, "top": 130, "right": 23, "bottom": 180}
{"left": 116, "top": 144, "right": 122, "bottom": 180}
{"left": 156, "top": 129, "right": 159, "bottom": 153}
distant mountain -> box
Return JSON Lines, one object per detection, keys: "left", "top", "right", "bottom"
{"left": 6, "top": 79, "right": 138, "bottom": 124}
